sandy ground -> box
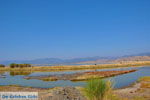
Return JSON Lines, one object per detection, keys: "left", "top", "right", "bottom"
{"left": 0, "top": 77, "right": 150, "bottom": 100}
{"left": 0, "top": 86, "right": 85, "bottom": 100}
{"left": 115, "top": 81, "right": 150, "bottom": 100}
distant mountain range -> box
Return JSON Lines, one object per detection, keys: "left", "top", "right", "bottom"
{"left": 77, "top": 56, "right": 150, "bottom": 65}
{"left": 0, "top": 56, "right": 114, "bottom": 65}
{"left": 0, "top": 52, "right": 150, "bottom": 65}
{"left": 122, "top": 52, "right": 150, "bottom": 57}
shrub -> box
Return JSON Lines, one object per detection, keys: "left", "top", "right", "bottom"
{"left": 23, "top": 64, "right": 31, "bottom": 67}
{"left": 10, "top": 63, "right": 17, "bottom": 68}
{"left": 10, "top": 71, "right": 31, "bottom": 76}
{"left": 0, "top": 64, "right": 5, "bottom": 67}
{"left": 83, "top": 79, "right": 108, "bottom": 100}
{"left": 10, "top": 63, "right": 31, "bottom": 68}
{"left": 104, "top": 80, "right": 119, "bottom": 100}
{"left": 83, "top": 79, "right": 119, "bottom": 100}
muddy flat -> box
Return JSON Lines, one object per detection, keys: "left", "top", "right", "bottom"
{"left": 24, "top": 69, "right": 137, "bottom": 81}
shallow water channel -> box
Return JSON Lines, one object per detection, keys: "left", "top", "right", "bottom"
{"left": 0, "top": 66, "right": 150, "bottom": 88}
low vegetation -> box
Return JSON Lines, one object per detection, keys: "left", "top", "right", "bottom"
{"left": 71, "top": 69, "right": 137, "bottom": 81}
{"left": 0, "top": 61, "right": 150, "bottom": 72}
{"left": 41, "top": 77, "right": 58, "bottom": 81}
{"left": 0, "top": 64, "right": 5, "bottom": 67}
{"left": 72, "top": 75, "right": 103, "bottom": 81}
{"left": 83, "top": 79, "right": 107, "bottom": 100}
{"left": 139, "top": 76, "right": 150, "bottom": 88}
{"left": 139, "top": 76, "right": 150, "bottom": 82}
{"left": 0, "top": 76, "right": 149, "bottom": 100}
{"left": 83, "top": 79, "right": 119, "bottom": 100}
{"left": 24, "top": 69, "right": 137, "bottom": 81}
{"left": 25, "top": 76, "right": 58, "bottom": 81}
{"left": 83, "top": 77, "right": 149, "bottom": 100}
{"left": 10, "top": 63, "right": 31, "bottom": 68}
{"left": 9, "top": 71, "right": 31, "bottom": 76}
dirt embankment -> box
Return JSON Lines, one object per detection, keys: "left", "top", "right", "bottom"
{"left": 115, "top": 76, "right": 150, "bottom": 100}
{"left": 24, "top": 69, "right": 137, "bottom": 81}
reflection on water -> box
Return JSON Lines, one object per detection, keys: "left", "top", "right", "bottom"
{"left": 0, "top": 66, "right": 149, "bottom": 89}
{"left": 0, "top": 71, "right": 5, "bottom": 75}
{"left": 9, "top": 71, "right": 32, "bottom": 76}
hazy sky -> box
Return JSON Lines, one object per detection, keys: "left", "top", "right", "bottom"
{"left": 0, "top": 0, "right": 150, "bottom": 61}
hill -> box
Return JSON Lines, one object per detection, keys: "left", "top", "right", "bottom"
{"left": 0, "top": 52, "right": 150, "bottom": 65}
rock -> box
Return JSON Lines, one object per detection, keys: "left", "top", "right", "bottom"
{"left": 50, "top": 87, "right": 86, "bottom": 100}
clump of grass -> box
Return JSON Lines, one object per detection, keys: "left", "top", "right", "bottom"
{"left": 83, "top": 79, "right": 107, "bottom": 100}
{"left": 83, "top": 79, "right": 119, "bottom": 100}
{"left": 104, "top": 80, "right": 119, "bottom": 100}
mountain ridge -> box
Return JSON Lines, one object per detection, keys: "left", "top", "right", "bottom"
{"left": 1, "top": 52, "right": 150, "bottom": 65}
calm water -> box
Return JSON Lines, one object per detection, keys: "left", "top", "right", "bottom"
{"left": 0, "top": 66, "right": 150, "bottom": 88}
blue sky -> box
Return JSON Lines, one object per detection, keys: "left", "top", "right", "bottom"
{"left": 0, "top": 0, "right": 150, "bottom": 61}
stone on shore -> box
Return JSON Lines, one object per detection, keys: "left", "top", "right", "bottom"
{"left": 41, "top": 87, "right": 86, "bottom": 100}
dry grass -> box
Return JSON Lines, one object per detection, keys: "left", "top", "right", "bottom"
{"left": 71, "top": 69, "right": 137, "bottom": 81}
{"left": 139, "top": 76, "right": 150, "bottom": 88}
{"left": 121, "top": 97, "right": 146, "bottom": 100}
{"left": 0, "top": 61, "right": 150, "bottom": 72}
{"left": 141, "top": 82, "right": 150, "bottom": 88}
{"left": 82, "top": 79, "right": 120, "bottom": 100}
{"left": 72, "top": 74, "right": 103, "bottom": 81}
{"left": 41, "top": 77, "right": 58, "bottom": 81}
{"left": 139, "top": 76, "right": 150, "bottom": 82}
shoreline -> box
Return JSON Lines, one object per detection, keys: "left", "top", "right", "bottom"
{"left": 0, "top": 76, "right": 149, "bottom": 100}
{"left": 114, "top": 76, "right": 150, "bottom": 100}
{"left": 24, "top": 69, "right": 137, "bottom": 81}
{"left": 0, "top": 66, "right": 148, "bottom": 89}
{"left": 0, "top": 69, "right": 140, "bottom": 89}
{"left": 0, "top": 61, "right": 150, "bottom": 72}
